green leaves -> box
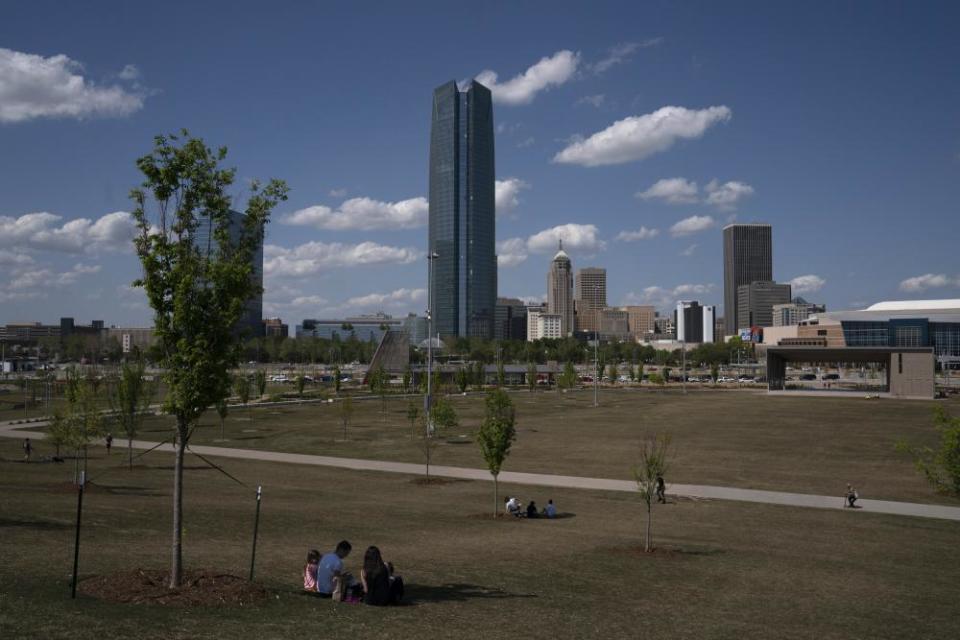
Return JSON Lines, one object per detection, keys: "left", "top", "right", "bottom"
{"left": 477, "top": 389, "right": 516, "bottom": 478}
{"left": 898, "top": 406, "right": 960, "bottom": 496}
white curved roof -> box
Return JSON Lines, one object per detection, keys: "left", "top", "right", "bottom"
{"left": 865, "top": 299, "right": 960, "bottom": 311}
{"left": 553, "top": 249, "right": 570, "bottom": 262}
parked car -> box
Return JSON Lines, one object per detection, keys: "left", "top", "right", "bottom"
{"left": 717, "top": 376, "right": 736, "bottom": 383}
{"left": 822, "top": 373, "right": 840, "bottom": 380}
{"left": 800, "top": 373, "right": 817, "bottom": 381}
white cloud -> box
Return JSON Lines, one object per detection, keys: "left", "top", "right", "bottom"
{"left": 0, "top": 47, "right": 145, "bottom": 123}
{"left": 0, "top": 210, "right": 136, "bottom": 253}
{"left": 680, "top": 244, "right": 698, "bottom": 256}
{"left": 0, "top": 249, "right": 34, "bottom": 266}
{"left": 345, "top": 288, "right": 425, "bottom": 309}
{"left": 623, "top": 283, "right": 714, "bottom": 309}
{"left": 118, "top": 64, "right": 140, "bottom": 81}
{"left": 615, "top": 227, "right": 659, "bottom": 242}
{"left": 283, "top": 196, "right": 428, "bottom": 231}
{"left": 497, "top": 237, "right": 528, "bottom": 267}
{"left": 553, "top": 105, "right": 732, "bottom": 167}
{"left": 637, "top": 177, "right": 699, "bottom": 204}
{"left": 264, "top": 241, "right": 421, "bottom": 277}
{"left": 669, "top": 215, "right": 715, "bottom": 237}
{"left": 576, "top": 94, "right": 606, "bottom": 108}
{"left": 328, "top": 188, "right": 348, "bottom": 198}
{"left": 591, "top": 39, "right": 663, "bottom": 73}
{"left": 475, "top": 50, "right": 580, "bottom": 106}
{"left": 704, "top": 179, "right": 754, "bottom": 210}
{"left": 495, "top": 178, "right": 529, "bottom": 215}
{"left": 790, "top": 274, "right": 826, "bottom": 295}
{"left": 8, "top": 262, "right": 100, "bottom": 290}
{"left": 527, "top": 223, "right": 605, "bottom": 253}
{"left": 898, "top": 273, "right": 958, "bottom": 293}
{"left": 516, "top": 136, "right": 535, "bottom": 148}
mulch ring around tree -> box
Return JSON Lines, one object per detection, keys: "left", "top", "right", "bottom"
{"left": 79, "top": 569, "right": 268, "bottom": 606}
{"left": 409, "top": 477, "right": 466, "bottom": 486}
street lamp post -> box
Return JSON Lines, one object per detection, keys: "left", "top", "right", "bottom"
{"left": 425, "top": 252, "right": 439, "bottom": 434}
{"left": 593, "top": 285, "right": 599, "bottom": 408}
{"left": 682, "top": 340, "right": 687, "bottom": 395}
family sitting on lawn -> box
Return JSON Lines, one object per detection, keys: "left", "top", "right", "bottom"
{"left": 303, "top": 540, "right": 404, "bottom": 605}
{"left": 505, "top": 496, "right": 557, "bottom": 518}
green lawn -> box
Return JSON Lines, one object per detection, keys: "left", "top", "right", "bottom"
{"left": 115, "top": 388, "right": 960, "bottom": 505}
{"left": 1, "top": 436, "right": 958, "bottom": 640}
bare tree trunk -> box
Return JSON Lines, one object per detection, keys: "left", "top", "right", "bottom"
{"left": 426, "top": 444, "right": 431, "bottom": 478}
{"left": 645, "top": 500, "right": 652, "bottom": 552}
{"left": 128, "top": 436, "right": 133, "bottom": 470}
{"left": 493, "top": 475, "right": 499, "bottom": 518}
{"left": 170, "top": 420, "right": 187, "bottom": 588}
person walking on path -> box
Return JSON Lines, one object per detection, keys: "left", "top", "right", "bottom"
{"left": 656, "top": 474, "right": 666, "bottom": 504}
{"left": 844, "top": 484, "right": 859, "bottom": 508}
{"left": 22, "top": 438, "right": 32, "bottom": 461}
{"left": 105, "top": 433, "right": 113, "bottom": 455}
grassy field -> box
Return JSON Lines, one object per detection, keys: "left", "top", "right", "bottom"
{"left": 106, "top": 388, "right": 960, "bottom": 505}
{"left": 1, "top": 434, "right": 958, "bottom": 640}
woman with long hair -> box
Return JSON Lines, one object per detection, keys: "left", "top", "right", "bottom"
{"left": 361, "top": 546, "right": 401, "bottom": 605}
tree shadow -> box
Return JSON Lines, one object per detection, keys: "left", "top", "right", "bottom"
{"left": 405, "top": 582, "right": 538, "bottom": 604}
{"left": 89, "top": 483, "right": 166, "bottom": 497}
{"left": 0, "top": 517, "right": 71, "bottom": 531}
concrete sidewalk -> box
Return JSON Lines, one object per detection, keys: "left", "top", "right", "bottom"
{"left": 3, "top": 420, "right": 959, "bottom": 522}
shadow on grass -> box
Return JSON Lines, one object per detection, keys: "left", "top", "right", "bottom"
{"left": 0, "top": 517, "right": 71, "bottom": 530}
{"left": 88, "top": 483, "right": 166, "bottom": 497}
{"left": 406, "top": 582, "right": 537, "bottom": 604}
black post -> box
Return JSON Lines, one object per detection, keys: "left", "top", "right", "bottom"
{"left": 249, "top": 485, "right": 262, "bottom": 581}
{"left": 71, "top": 471, "right": 85, "bottom": 599}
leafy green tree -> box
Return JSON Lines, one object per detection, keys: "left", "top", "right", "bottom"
{"left": 295, "top": 372, "right": 307, "bottom": 398}
{"left": 402, "top": 366, "right": 411, "bottom": 393}
{"left": 476, "top": 389, "right": 517, "bottom": 517}
{"left": 897, "top": 406, "right": 960, "bottom": 496}
{"left": 473, "top": 361, "right": 486, "bottom": 390}
{"left": 710, "top": 363, "right": 720, "bottom": 384}
{"left": 632, "top": 433, "right": 672, "bottom": 552}
{"left": 662, "top": 367, "right": 672, "bottom": 383}
{"left": 339, "top": 395, "right": 354, "bottom": 440}
{"left": 608, "top": 363, "right": 619, "bottom": 385}
{"left": 637, "top": 362, "right": 645, "bottom": 384}
{"left": 559, "top": 361, "right": 577, "bottom": 390}
{"left": 420, "top": 396, "right": 458, "bottom": 478}
{"left": 334, "top": 366, "right": 342, "bottom": 396}
{"left": 526, "top": 362, "right": 537, "bottom": 391}
{"left": 254, "top": 369, "right": 267, "bottom": 398}
{"left": 130, "top": 130, "right": 287, "bottom": 587}
{"left": 58, "top": 375, "right": 105, "bottom": 483}
{"left": 368, "top": 365, "right": 388, "bottom": 418}
{"left": 234, "top": 374, "right": 252, "bottom": 413}
{"left": 496, "top": 359, "right": 506, "bottom": 388}
{"left": 648, "top": 373, "right": 665, "bottom": 386}
{"left": 455, "top": 367, "right": 469, "bottom": 393}
{"left": 107, "top": 359, "right": 157, "bottom": 469}
{"left": 628, "top": 364, "right": 637, "bottom": 383}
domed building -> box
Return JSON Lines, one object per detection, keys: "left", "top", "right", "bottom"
{"left": 547, "top": 240, "right": 574, "bottom": 337}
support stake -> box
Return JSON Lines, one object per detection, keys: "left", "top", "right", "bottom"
{"left": 249, "top": 485, "right": 262, "bottom": 581}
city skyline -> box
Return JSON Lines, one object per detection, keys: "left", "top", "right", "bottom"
{"left": 2, "top": 2, "right": 960, "bottom": 327}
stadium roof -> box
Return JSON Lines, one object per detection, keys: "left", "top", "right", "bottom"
{"left": 865, "top": 299, "right": 960, "bottom": 311}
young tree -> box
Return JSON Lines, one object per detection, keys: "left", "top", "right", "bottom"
{"left": 131, "top": 130, "right": 288, "bottom": 587}
{"left": 526, "top": 362, "right": 537, "bottom": 392}
{"left": 406, "top": 400, "right": 420, "bottom": 440}
{"left": 476, "top": 389, "right": 517, "bottom": 517}
{"left": 473, "top": 361, "right": 486, "bottom": 390}
{"left": 234, "top": 374, "right": 252, "bottom": 415}
{"left": 333, "top": 365, "right": 342, "bottom": 396}
{"left": 496, "top": 359, "right": 506, "bottom": 388}
{"left": 710, "top": 363, "right": 720, "bottom": 385}
{"left": 254, "top": 369, "right": 267, "bottom": 398}
{"left": 339, "top": 395, "right": 354, "bottom": 441}
{"left": 559, "top": 361, "right": 577, "bottom": 391}
{"left": 369, "top": 365, "right": 388, "bottom": 418}
{"left": 637, "top": 362, "right": 645, "bottom": 385}
{"left": 628, "top": 364, "right": 637, "bottom": 383}
{"left": 215, "top": 396, "right": 229, "bottom": 441}
{"left": 419, "top": 396, "right": 458, "bottom": 478}
{"left": 455, "top": 367, "right": 469, "bottom": 394}
{"left": 632, "top": 433, "right": 672, "bottom": 552}
{"left": 662, "top": 366, "right": 672, "bottom": 383}
{"left": 897, "top": 406, "right": 960, "bottom": 496}
{"left": 295, "top": 372, "right": 307, "bottom": 398}
{"left": 107, "top": 359, "right": 157, "bottom": 469}
{"left": 402, "top": 366, "right": 412, "bottom": 394}
{"left": 608, "top": 363, "right": 619, "bottom": 385}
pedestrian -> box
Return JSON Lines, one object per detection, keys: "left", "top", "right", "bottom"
{"left": 23, "top": 438, "right": 32, "bottom": 461}
{"left": 105, "top": 433, "right": 113, "bottom": 455}
{"left": 655, "top": 474, "right": 666, "bottom": 504}
{"left": 844, "top": 484, "right": 859, "bottom": 508}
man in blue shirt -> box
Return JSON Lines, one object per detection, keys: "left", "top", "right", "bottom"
{"left": 316, "top": 540, "right": 352, "bottom": 596}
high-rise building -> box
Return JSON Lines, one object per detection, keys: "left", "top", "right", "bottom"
{"left": 674, "top": 301, "right": 716, "bottom": 343}
{"left": 772, "top": 299, "right": 827, "bottom": 326}
{"left": 597, "top": 308, "right": 630, "bottom": 339}
{"left": 527, "top": 307, "right": 563, "bottom": 341}
{"left": 402, "top": 313, "right": 428, "bottom": 345}
{"left": 428, "top": 80, "right": 496, "bottom": 339}
{"left": 494, "top": 297, "right": 528, "bottom": 341}
{"left": 574, "top": 267, "right": 607, "bottom": 332}
{"left": 736, "top": 281, "right": 792, "bottom": 329}
{"left": 723, "top": 223, "right": 772, "bottom": 335}
{"left": 547, "top": 241, "right": 574, "bottom": 336}
{"left": 619, "top": 305, "right": 656, "bottom": 338}
{"left": 193, "top": 210, "right": 264, "bottom": 337}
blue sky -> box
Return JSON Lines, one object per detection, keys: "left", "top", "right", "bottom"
{"left": 1, "top": 0, "right": 958, "bottom": 327}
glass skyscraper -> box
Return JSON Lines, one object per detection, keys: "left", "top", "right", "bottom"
{"left": 428, "top": 80, "right": 496, "bottom": 339}
{"left": 723, "top": 223, "right": 772, "bottom": 335}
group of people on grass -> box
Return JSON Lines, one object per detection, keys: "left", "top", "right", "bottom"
{"left": 303, "top": 540, "right": 403, "bottom": 606}
{"left": 504, "top": 496, "right": 557, "bottom": 518}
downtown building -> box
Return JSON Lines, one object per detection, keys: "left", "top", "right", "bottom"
{"left": 737, "top": 281, "right": 792, "bottom": 329}
{"left": 674, "top": 301, "right": 716, "bottom": 344}
{"left": 547, "top": 242, "right": 575, "bottom": 337}
{"left": 723, "top": 223, "right": 772, "bottom": 336}
{"left": 428, "top": 80, "right": 496, "bottom": 339}
{"left": 574, "top": 267, "right": 606, "bottom": 333}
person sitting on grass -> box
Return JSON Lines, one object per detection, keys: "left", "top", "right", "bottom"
{"left": 542, "top": 499, "right": 557, "bottom": 518}
{"left": 526, "top": 500, "right": 539, "bottom": 518}
{"left": 361, "top": 546, "right": 403, "bottom": 606}
{"left": 316, "top": 540, "right": 352, "bottom": 597}
{"left": 303, "top": 549, "right": 320, "bottom": 592}
{"left": 505, "top": 496, "right": 522, "bottom": 517}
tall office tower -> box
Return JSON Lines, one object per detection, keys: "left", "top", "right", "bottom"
{"left": 620, "top": 305, "right": 657, "bottom": 338}
{"left": 574, "top": 267, "right": 607, "bottom": 332}
{"left": 193, "top": 210, "right": 264, "bottom": 337}
{"left": 428, "top": 80, "right": 496, "bottom": 339}
{"left": 674, "top": 301, "right": 716, "bottom": 343}
{"left": 494, "top": 297, "right": 528, "bottom": 341}
{"left": 547, "top": 241, "right": 575, "bottom": 336}
{"left": 736, "top": 281, "right": 792, "bottom": 329}
{"left": 723, "top": 223, "right": 772, "bottom": 335}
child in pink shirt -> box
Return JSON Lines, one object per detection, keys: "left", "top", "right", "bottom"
{"left": 303, "top": 549, "right": 320, "bottom": 592}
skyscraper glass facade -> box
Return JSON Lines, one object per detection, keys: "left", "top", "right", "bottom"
{"left": 723, "top": 224, "right": 772, "bottom": 335}
{"left": 429, "top": 80, "right": 496, "bottom": 339}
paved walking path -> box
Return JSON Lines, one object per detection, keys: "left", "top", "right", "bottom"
{"left": 3, "top": 420, "right": 960, "bottom": 522}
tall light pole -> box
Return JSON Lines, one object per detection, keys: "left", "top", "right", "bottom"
{"left": 425, "top": 252, "right": 438, "bottom": 433}
{"left": 593, "top": 284, "right": 600, "bottom": 408}
{"left": 681, "top": 339, "right": 687, "bottom": 395}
